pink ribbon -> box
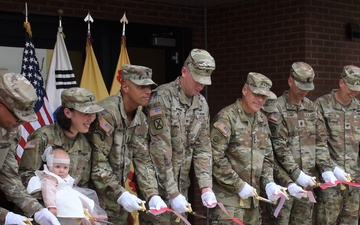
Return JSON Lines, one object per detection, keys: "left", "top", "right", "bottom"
{"left": 149, "top": 208, "right": 192, "bottom": 225}
{"left": 205, "top": 201, "right": 244, "bottom": 225}
{"left": 273, "top": 192, "right": 288, "bottom": 218}
{"left": 319, "top": 180, "right": 360, "bottom": 190}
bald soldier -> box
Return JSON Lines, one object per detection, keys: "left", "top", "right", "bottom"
{"left": 264, "top": 62, "right": 336, "bottom": 225}
{"left": 0, "top": 73, "right": 60, "bottom": 225}
{"left": 315, "top": 65, "right": 360, "bottom": 225}
{"left": 210, "top": 72, "right": 286, "bottom": 225}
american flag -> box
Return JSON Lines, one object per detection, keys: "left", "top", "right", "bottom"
{"left": 16, "top": 23, "right": 54, "bottom": 163}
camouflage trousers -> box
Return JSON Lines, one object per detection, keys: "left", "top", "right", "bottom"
{"left": 139, "top": 210, "right": 188, "bottom": 225}
{"left": 209, "top": 206, "right": 261, "bottom": 225}
{"left": 104, "top": 207, "right": 129, "bottom": 225}
{"left": 315, "top": 187, "right": 359, "bottom": 225}
{"left": 267, "top": 196, "right": 314, "bottom": 225}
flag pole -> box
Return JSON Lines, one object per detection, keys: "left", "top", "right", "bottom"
{"left": 84, "top": 11, "right": 94, "bottom": 37}
{"left": 120, "top": 12, "right": 128, "bottom": 36}
{"left": 24, "top": 1, "right": 28, "bottom": 23}
{"left": 57, "top": 9, "right": 63, "bottom": 32}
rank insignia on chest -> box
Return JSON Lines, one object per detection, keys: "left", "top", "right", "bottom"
{"left": 215, "top": 122, "right": 230, "bottom": 135}
{"left": 24, "top": 140, "right": 36, "bottom": 149}
{"left": 99, "top": 118, "right": 113, "bottom": 133}
{"left": 298, "top": 120, "right": 305, "bottom": 127}
{"left": 149, "top": 107, "right": 163, "bottom": 117}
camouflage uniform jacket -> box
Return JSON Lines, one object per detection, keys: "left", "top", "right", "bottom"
{"left": 316, "top": 89, "right": 360, "bottom": 180}
{"left": 19, "top": 123, "right": 91, "bottom": 188}
{"left": 0, "top": 128, "right": 42, "bottom": 221}
{"left": 87, "top": 92, "right": 158, "bottom": 213}
{"left": 146, "top": 77, "right": 212, "bottom": 200}
{"left": 210, "top": 99, "right": 274, "bottom": 208}
{"left": 267, "top": 92, "right": 333, "bottom": 182}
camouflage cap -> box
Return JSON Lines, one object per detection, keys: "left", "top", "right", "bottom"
{"left": 122, "top": 64, "right": 157, "bottom": 86}
{"left": 341, "top": 65, "right": 360, "bottom": 91}
{"left": 262, "top": 99, "right": 278, "bottom": 113}
{"left": 0, "top": 73, "right": 37, "bottom": 122}
{"left": 290, "top": 62, "right": 315, "bottom": 91}
{"left": 185, "top": 48, "right": 215, "bottom": 85}
{"left": 246, "top": 72, "right": 276, "bottom": 99}
{"left": 61, "top": 87, "right": 104, "bottom": 113}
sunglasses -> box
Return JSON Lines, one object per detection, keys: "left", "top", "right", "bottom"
{"left": 0, "top": 102, "right": 23, "bottom": 123}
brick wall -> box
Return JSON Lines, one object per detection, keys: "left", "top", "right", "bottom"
{"left": 2, "top": 0, "right": 360, "bottom": 224}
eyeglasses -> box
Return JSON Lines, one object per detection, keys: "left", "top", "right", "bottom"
{"left": 0, "top": 102, "right": 22, "bottom": 123}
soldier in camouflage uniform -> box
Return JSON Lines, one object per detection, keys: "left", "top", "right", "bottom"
{"left": 264, "top": 62, "right": 337, "bottom": 225}
{"left": 315, "top": 65, "right": 360, "bottom": 225}
{"left": 0, "top": 73, "right": 60, "bottom": 225}
{"left": 86, "top": 64, "right": 167, "bottom": 225}
{"left": 210, "top": 72, "right": 285, "bottom": 225}
{"left": 144, "top": 49, "right": 218, "bottom": 224}
{"left": 19, "top": 87, "right": 104, "bottom": 189}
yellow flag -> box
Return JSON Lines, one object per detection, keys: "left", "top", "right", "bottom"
{"left": 80, "top": 37, "right": 109, "bottom": 101}
{"left": 109, "top": 35, "right": 130, "bottom": 95}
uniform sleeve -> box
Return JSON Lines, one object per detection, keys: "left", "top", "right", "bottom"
{"left": 41, "top": 174, "right": 57, "bottom": 208}
{"left": 88, "top": 111, "right": 127, "bottom": 201}
{"left": 19, "top": 131, "right": 48, "bottom": 186}
{"left": 260, "top": 130, "right": 275, "bottom": 189}
{"left": 147, "top": 94, "right": 179, "bottom": 199}
{"left": 0, "top": 134, "right": 43, "bottom": 217}
{"left": 269, "top": 112, "right": 301, "bottom": 180}
{"left": 132, "top": 123, "right": 159, "bottom": 200}
{"left": 314, "top": 107, "right": 335, "bottom": 173}
{"left": 0, "top": 207, "right": 9, "bottom": 225}
{"left": 210, "top": 114, "right": 245, "bottom": 193}
{"left": 273, "top": 160, "right": 294, "bottom": 187}
{"left": 193, "top": 112, "right": 213, "bottom": 190}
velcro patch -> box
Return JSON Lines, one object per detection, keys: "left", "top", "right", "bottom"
{"left": 24, "top": 140, "right": 36, "bottom": 150}
{"left": 99, "top": 118, "right": 113, "bottom": 133}
{"left": 268, "top": 113, "right": 279, "bottom": 122}
{"left": 149, "top": 107, "right": 163, "bottom": 117}
{"left": 215, "top": 122, "right": 230, "bottom": 135}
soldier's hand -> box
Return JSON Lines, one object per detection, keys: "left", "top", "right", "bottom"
{"left": 149, "top": 195, "right": 167, "bottom": 215}
{"left": 169, "top": 194, "right": 189, "bottom": 214}
{"left": 266, "top": 182, "right": 287, "bottom": 201}
{"left": 296, "top": 171, "right": 316, "bottom": 188}
{"left": 287, "top": 183, "right": 307, "bottom": 199}
{"left": 5, "top": 212, "right": 28, "bottom": 225}
{"left": 34, "top": 208, "right": 60, "bottom": 225}
{"left": 333, "top": 167, "right": 350, "bottom": 182}
{"left": 322, "top": 171, "right": 337, "bottom": 185}
{"left": 201, "top": 191, "right": 217, "bottom": 208}
{"left": 117, "top": 191, "right": 144, "bottom": 213}
{"left": 238, "top": 182, "right": 254, "bottom": 199}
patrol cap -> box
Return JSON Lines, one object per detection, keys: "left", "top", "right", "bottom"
{"left": 290, "top": 62, "right": 315, "bottom": 91}
{"left": 61, "top": 87, "right": 104, "bottom": 113}
{"left": 245, "top": 72, "right": 276, "bottom": 99}
{"left": 0, "top": 72, "right": 37, "bottom": 122}
{"left": 122, "top": 64, "right": 157, "bottom": 86}
{"left": 262, "top": 99, "right": 278, "bottom": 113}
{"left": 341, "top": 65, "right": 360, "bottom": 91}
{"left": 185, "top": 48, "right": 215, "bottom": 85}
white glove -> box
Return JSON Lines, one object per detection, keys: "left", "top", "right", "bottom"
{"left": 148, "top": 195, "right": 167, "bottom": 215}
{"left": 5, "top": 212, "right": 28, "bottom": 225}
{"left": 117, "top": 191, "right": 145, "bottom": 212}
{"left": 322, "top": 171, "right": 337, "bottom": 184}
{"left": 238, "top": 182, "right": 255, "bottom": 199}
{"left": 34, "top": 208, "right": 60, "bottom": 225}
{"left": 201, "top": 191, "right": 217, "bottom": 208}
{"left": 296, "top": 171, "right": 316, "bottom": 188}
{"left": 265, "top": 182, "right": 286, "bottom": 201}
{"left": 287, "top": 183, "right": 307, "bottom": 199}
{"left": 169, "top": 194, "right": 189, "bottom": 214}
{"left": 333, "top": 167, "right": 350, "bottom": 182}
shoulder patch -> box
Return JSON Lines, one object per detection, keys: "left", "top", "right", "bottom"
{"left": 99, "top": 117, "right": 113, "bottom": 133}
{"left": 215, "top": 122, "right": 230, "bottom": 135}
{"left": 268, "top": 113, "right": 279, "bottom": 122}
{"left": 24, "top": 140, "right": 37, "bottom": 150}
{"left": 149, "top": 107, "right": 163, "bottom": 117}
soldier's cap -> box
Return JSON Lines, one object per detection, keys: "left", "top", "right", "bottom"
{"left": 245, "top": 72, "right": 276, "bottom": 99}
{"left": 122, "top": 64, "right": 157, "bottom": 86}
{"left": 262, "top": 99, "right": 278, "bottom": 113}
{"left": 341, "top": 65, "right": 360, "bottom": 91}
{"left": 61, "top": 87, "right": 104, "bottom": 113}
{"left": 0, "top": 73, "right": 37, "bottom": 122}
{"left": 185, "top": 48, "right": 215, "bottom": 85}
{"left": 290, "top": 62, "right": 315, "bottom": 91}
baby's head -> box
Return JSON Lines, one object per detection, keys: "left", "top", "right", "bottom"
{"left": 42, "top": 146, "right": 70, "bottom": 178}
